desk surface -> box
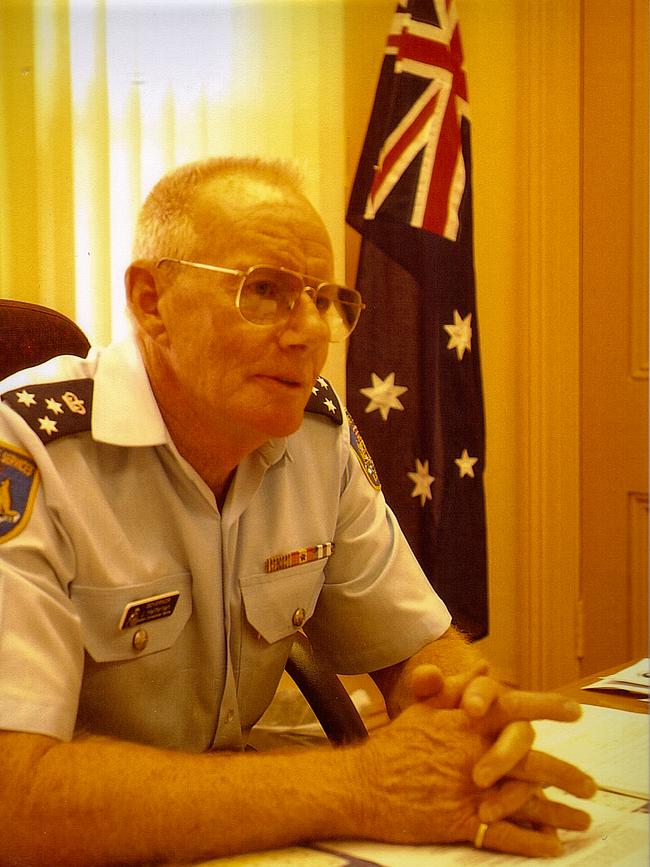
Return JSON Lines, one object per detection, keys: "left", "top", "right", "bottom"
{"left": 556, "top": 660, "right": 648, "bottom": 714}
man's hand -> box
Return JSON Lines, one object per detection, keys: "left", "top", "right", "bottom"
{"left": 405, "top": 662, "right": 596, "bottom": 830}
{"left": 350, "top": 698, "right": 595, "bottom": 858}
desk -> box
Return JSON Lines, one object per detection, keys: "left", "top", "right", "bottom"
{"left": 555, "top": 661, "right": 648, "bottom": 714}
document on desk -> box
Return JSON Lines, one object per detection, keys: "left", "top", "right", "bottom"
{"left": 533, "top": 703, "right": 649, "bottom": 799}
{"left": 582, "top": 657, "right": 649, "bottom": 700}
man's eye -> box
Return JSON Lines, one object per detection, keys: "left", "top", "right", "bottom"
{"left": 250, "top": 280, "right": 279, "bottom": 299}
{"left": 315, "top": 295, "right": 331, "bottom": 313}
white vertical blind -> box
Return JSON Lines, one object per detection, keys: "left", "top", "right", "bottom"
{"left": 57, "top": 0, "right": 347, "bottom": 359}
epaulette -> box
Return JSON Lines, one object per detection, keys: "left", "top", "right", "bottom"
{"left": 305, "top": 376, "right": 343, "bottom": 426}
{"left": 1, "top": 378, "right": 93, "bottom": 444}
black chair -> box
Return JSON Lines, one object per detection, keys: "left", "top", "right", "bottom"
{"left": 0, "top": 298, "right": 367, "bottom": 746}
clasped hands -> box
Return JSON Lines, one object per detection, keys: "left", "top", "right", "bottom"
{"left": 414, "top": 662, "right": 597, "bottom": 856}
{"left": 363, "top": 662, "right": 596, "bottom": 858}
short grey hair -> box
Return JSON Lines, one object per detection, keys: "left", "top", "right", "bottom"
{"left": 132, "top": 156, "right": 305, "bottom": 261}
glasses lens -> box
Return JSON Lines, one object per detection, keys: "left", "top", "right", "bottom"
{"left": 239, "top": 267, "right": 300, "bottom": 325}
{"left": 238, "top": 266, "right": 364, "bottom": 341}
{"left": 315, "top": 284, "right": 364, "bottom": 342}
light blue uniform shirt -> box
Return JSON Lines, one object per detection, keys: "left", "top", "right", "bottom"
{"left": 0, "top": 336, "right": 450, "bottom": 751}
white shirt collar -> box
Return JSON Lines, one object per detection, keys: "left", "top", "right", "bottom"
{"left": 91, "top": 333, "right": 168, "bottom": 447}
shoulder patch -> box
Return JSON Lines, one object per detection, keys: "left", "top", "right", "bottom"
{"left": 346, "top": 410, "right": 381, "bottom": 491}
{"left": 1, "top": 379, "right": 93, "bottom": 444}
{"left": 305, "top": 377, "right": 343, "bottom": 426}
{"left": 0, "top": 441, "right": 40, "bottom": 543}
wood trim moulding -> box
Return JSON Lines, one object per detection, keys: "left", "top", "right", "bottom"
{"left": 630, "top": 0, "right": 649, "bottom": 381}
{"left": 628, "top": 492, "right": 649, "bottom": 655}
{"left": 518, "top": 0, "right": 582, "bottom": 691}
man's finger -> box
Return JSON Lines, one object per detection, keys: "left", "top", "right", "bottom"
{"left": 473, "top": 721, "right": 535, "bottom": 787}
{"left": 478, "top": 780, "right": 539, "bottom": 822}
{"left": 477, "top": 819, "right": 562, "bottom": 858}
{"left": 413, "top": 661, "right": 488, "bottom": 704}
{"left": 508, "top": 750, "right": 597, "bottom": 798}
{"left": 511, "top": 795, "right": 592, "bottom": 832}
{"left": 410, "top": 665, "right": 445, "bottom": 700}
{"left": 461, "top": 674, "right": 502, "bottom": 716}
{"left": 495, "top": 691, "right": 582, "bottom": 724}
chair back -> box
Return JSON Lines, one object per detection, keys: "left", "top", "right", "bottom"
{"left": 0, "top": 299, "right": 90, "bottom": 381}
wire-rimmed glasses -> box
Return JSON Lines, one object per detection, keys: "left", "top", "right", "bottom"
{"left": 155, "top": 258, "right": 365, "bottom": 342}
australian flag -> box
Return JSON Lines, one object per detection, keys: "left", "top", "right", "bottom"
{"left": 346, "top": 0, "right": 488, "bottom": 639}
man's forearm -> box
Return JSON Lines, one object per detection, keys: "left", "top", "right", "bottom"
{"left": 370, "top": 625, "right": 482, "bottom": 717}
{"left": 1, "top": 685, "right": 598, "bottom": 866}
{"left": 2, "top": 730, "right": 359, "bottom": 867}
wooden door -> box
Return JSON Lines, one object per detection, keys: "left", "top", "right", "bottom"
{"left": 580, "top": 0, "right": 648, "bottom": 675}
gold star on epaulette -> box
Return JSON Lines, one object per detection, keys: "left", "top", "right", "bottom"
{"left": 1, "top": 379, "right": 94, "bottom": 444}
{"left": 305, "top": 377, "right": 343, "bottom": 426}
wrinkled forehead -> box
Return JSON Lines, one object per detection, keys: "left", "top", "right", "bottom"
{"left": 191, "top": 176, "right": 333, "bottom": 276}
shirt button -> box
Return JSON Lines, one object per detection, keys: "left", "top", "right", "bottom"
{"left": 132, "top": 628, "right": 149, "bottom": 652}
{"left": 292, "top": 607, "right": 306, "bottom": 628}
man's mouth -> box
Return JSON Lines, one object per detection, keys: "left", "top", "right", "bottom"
{"left": 256, "top": 374, "right": 302, "bottom": 389}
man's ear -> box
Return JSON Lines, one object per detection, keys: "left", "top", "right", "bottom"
{"left": 124, "top": 260, "right": 168, "bottom": 342}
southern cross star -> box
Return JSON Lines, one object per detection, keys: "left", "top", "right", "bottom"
{"left": 360, "top": 372, "right": 408, "bottom": 421}
{"left": 455, "top": 448, "right": 478, "bottom": 478}
{"left": 407, "top": 458, "right": 435, "bottom": 507}
{"left": 443, "top": 310, "right": 472, "bottom": 360}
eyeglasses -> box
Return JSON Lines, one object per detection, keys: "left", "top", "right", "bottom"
{"left": 155, "top": 258, "right": 365, "bottom": 342}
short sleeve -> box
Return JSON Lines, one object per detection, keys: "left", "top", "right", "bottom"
{"left": 304, "top": 424, "right": 451, "bottom": 674}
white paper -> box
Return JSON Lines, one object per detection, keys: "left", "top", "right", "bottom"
{"left": 582, "top": 657, "right": 649, "bottom": 699}
{"left": 533, "top": 704, "right": 649, "bottom": 798}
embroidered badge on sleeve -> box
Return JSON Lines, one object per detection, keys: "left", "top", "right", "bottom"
{"left": 1, "top": 379, "right": 93, "bottom": 444}
{"left": 0, "top": 441, "right": 40, "bottom": 543}
{"left": 346, "top": 410, "right": 381, "bottom": 491}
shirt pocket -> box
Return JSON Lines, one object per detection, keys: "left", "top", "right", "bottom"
{"left": 70, "top": 573, "right": 192, "bottom": 662}
{"left": 239, "top": 562, "right": 324, "bottom": 644}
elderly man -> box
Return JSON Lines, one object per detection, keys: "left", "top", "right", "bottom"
{"left": 0, "top": 157, "right": 594, "bottom": 866}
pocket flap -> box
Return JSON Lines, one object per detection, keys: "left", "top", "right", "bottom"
{"left": 70, "top": 573, "right": 192, "bottom": 662}
{"left": 240, "top": 563, "right": 324, "bottom": 644}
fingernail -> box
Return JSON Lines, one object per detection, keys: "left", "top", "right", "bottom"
{"left": 563, "top": 700, "right": 581, "bottom": 717}
{"left": 473, "top": 766, "right": 493, "bottom": 788}
{"left": 580, "top": 776, "right": 598, "bottom": 798}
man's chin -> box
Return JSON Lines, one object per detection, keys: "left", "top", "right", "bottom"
{"left": 251, "top": 406, "right": 305, "bottom": 440}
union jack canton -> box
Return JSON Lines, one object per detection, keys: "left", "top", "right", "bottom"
{"left": 364, "top": 0, "right": 469, "bottom": 241}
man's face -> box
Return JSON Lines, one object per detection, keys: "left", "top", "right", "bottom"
{"left": 156, "top": 184, "right": 332, "bottom": 442}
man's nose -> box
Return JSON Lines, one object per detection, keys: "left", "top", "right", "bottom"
{"left": 278, "top": 290, "right": 329, "bottom": 347}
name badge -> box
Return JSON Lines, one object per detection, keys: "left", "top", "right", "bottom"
{"left": 119, "top": 591, "right": 180, "bottom": 630}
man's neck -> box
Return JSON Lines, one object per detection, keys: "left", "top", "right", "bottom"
{"left": 160, "top": 396, "right": 265, "bottom": 506}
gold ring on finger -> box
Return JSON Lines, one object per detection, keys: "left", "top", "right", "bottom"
{"left": 474, "top": 822, "right": 489, "bottom": 849}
